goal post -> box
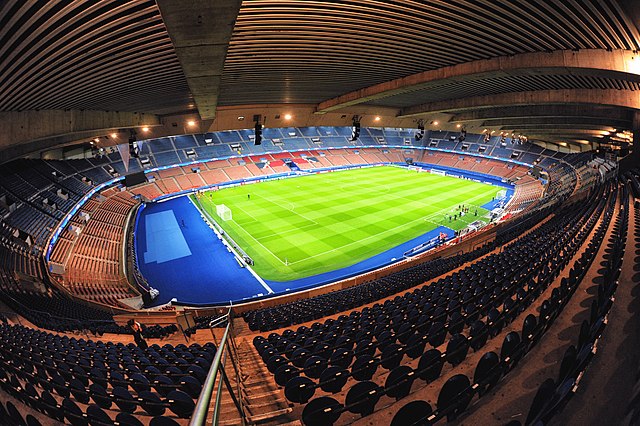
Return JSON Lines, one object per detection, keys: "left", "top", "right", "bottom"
{"left": 216, "top": 204, "right": 232, "bottom": 221}
{"left": 496, "top": 189, "right": 507, "bottom": 200}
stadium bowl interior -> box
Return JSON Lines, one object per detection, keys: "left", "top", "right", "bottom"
{"left": 0, "top": 1, "right": 639, "bottom": 425}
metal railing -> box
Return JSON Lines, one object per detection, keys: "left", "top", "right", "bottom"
{"left": 190, "top": 308, "right": 246, "bottom": 426}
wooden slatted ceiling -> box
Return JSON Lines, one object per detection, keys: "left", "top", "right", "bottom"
{"left": 0, "top": 0, "right": 638, "bottom": 113}
{"left": 218, "top": 0, "right": 640, "bottom": 105}
{"left": 0, "top": 0, "right": 191, "bottom": 114}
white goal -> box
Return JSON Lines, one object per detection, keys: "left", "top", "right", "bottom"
{"left": 496, "top": 190, "right": 507, "bottom": 200}
{"left": 216, "top": 204, "right": 232, "bottom": 221}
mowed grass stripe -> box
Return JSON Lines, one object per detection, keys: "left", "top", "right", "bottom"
{"left": 192, "top": 166, "right": 501, "bottom": 281}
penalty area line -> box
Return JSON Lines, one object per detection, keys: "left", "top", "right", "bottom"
{"left": 188, "top": 196, "right": 274, "bottom": 294}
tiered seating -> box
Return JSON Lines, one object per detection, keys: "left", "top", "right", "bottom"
{"left": 506, "top": 177, "right": 545, "bottom": 213}
{"left": 521, "top": 182, "right": 625, "bottom": 425}
{"left": 251, "top": 183, "right": 613, "bottom": 425}
{"left": 244, "top": 245, "right": 495, "bottom": 332}
{"left": 544, "top": 162, "right": 577, "bottom": 201}
{"left": 0, "top": 323, "right": 213, "bottom": 423}
{"left": 60, "top": 191, "right": 140, "bottom": 308}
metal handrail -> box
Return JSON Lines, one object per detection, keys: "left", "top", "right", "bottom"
{"left": 190, "top": 308, "right": 245, "bottom": 426}
{"left": 190, "top": 322, "right": 230, "bottom": 426}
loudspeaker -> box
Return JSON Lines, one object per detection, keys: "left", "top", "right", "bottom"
{"left": 254, "top": 122, "right": 263, "bottom": 145}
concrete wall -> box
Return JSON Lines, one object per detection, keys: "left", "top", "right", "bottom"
{"left": 0, "top": 110, "right": 160, "bottom": 162}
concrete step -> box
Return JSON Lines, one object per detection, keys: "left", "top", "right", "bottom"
{"left": 247, "top": 407, "right": 294, "bottom": 424}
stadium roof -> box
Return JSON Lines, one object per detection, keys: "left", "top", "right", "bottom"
{"left": 0, "top": 0, "right": 639, "bottom": 155}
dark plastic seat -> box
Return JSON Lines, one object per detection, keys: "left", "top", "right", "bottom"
{"left": 557, "top": 345, "right": 577, "bottom": 384}
{"left": 302, "top": 396, "right": 342, "bottom": 426}
{"left": 25, "top": 414, "right": 43, "bottom": 426}
{"left": 405, "top": 333, "right": 428, "bottom": 359}
{"left": 436, "top": 374, "right": 474, "bottom": 422}
{"left": 115, "top": 412, "right": 144, "bottom": 426}
{"left": 51, "top": 372, "right": 70, "bottom": 398}
{"left": 86, "top": 404, "right": 113, "bottom": 425}
{"left": 351, "top": 355, "right": 378, "bottom": 381}
{"left": 167, "top": 390, "right": 195, "bottom": 418}
{"left": 112, "top": 386, "right": 137, "bottom": 413}
{"left": 62, "top": 398, "right": 88, "bottom": 426}
{"left": 40, "top": 389, "right": 64, "bottom": 421}
{"left": 179, "top": 375, "right": 202, "bottom": 398}
{"left": 417, "top": 349, "right": 444, "bottom": 382}
{"left": 89, "top": 383, "right": 112, "bottom": 409}
{"left": 266, "top": 354, "right": 288, "bottom": 374}
{"left": 304, "top": 356, "right": 328, "bottom": 379}
{"left": 291, "top": 348, "right": 310, "bottom": 368}
{"left": 274, "top": 364, "right": 300, "bottom": 387}
{"left": 69, "top": 378, "right": 90, "bottom": 404}
{"left": 525, "top": 378, "right": 556, "bottom": 425}
{"left": 445, "top": 333, "right": 470, "bottom": 366}
{"left": 330, "top": 348, "right": 354, "bottom": 369}
{"left": 345, "top": 381, "right": 381, "bottom": 416}
{"left": 319, "top": 366, "right": 348, "bottom": 393}
{"left": 521, "top": 314, "right": 539, "bottom": 349}
{"left": 390, "top": 400, "right": 433, "bottom": 426}
{"left": 427, "top": 322, "right": 447, "bottom": 347}
{"left": 500, "top": 331, "right": 525, "bottom": 371}
{"left": 381, "top": 344, "right": 404, "bottom": 370}
{"left": 354, "top": 340, "right": 375, "bottom": 358}
{"left": 153, "top": 375, "right": 176, "bottom": 397}
{"left": 473, "top": 352, "right": 503, "bottom": 397}
{"left": 130, "top": 373, "right": 151, "bottom": 393}
{"left": 284, "top": 376, "right": 316, "bottom": 403}
{"left": 469, "top": 320, "right": 488, "bottom": 351}
{"left": 139, "top": 390, "right": 166, "bottom": 416}
{"left": 150, "top": 416, "right": 181, "bottom": 426}
{"left": 385, "top": 366, "right": 416, "bottom": 400}
{"left": 6, "top": 401, "right": 26, "bottom": 426}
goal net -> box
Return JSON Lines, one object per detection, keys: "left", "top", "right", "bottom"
{"left": 496, "top": 190, "right": 507, "bottom": 200}
{"left": 216, "top": 204, "right": 232, "bottom": 221}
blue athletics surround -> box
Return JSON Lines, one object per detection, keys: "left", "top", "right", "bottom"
{"left": 134, "top": 196, "right": 266, "bottom": 306}
{"left": 134, "top": 163, "right": 515, "bottom": 307}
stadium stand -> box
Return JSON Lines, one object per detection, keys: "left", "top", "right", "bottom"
{"left": 0, "top": 126, "right": 627, "bottom": 425}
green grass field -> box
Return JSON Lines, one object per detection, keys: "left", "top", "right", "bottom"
{"left": 190, "top": 166, "right": 501, "bottom": 281}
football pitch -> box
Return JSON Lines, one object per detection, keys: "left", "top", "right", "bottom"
{"left": 190, "top": 166, "right": 501, "bottom": 281}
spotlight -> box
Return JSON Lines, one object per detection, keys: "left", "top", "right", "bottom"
{"left": 142, "top": 127, "right": 149, "bottom": 133}
{"left": 350, "top": 115, "right": 361, "bottom": 141}
{"left": 110, "top": 133, "right": 118, "bottom": 139}
{"left": 284, "top": 113, "right": 292, "bottom": 120}
{"left": 187, "top": 120, "right": 196, "bottom": 127}
{"left": 93, "top": 138, "right": 100, "bottom": 143}
{"left": 374, "top": 116, "right": 381, "bottom": 122}
{"left": 483, "top": 129, "right": 491, "bottom": 143}
{"left": 254, "top": 120, "right": 263, "bottom": 145}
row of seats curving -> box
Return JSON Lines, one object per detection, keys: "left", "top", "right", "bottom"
{"left": 253, "top": 183, "right": 614, "bottom": 424}
{"left": 0, "top": 323, "right": 217, "bottom": 424}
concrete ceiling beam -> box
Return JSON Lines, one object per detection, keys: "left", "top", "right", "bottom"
{"left": 156, "top": 0, "right": 242, "bottom": 120}
{"left": 318, "top": 49, "right": 640, "bottom": 112}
